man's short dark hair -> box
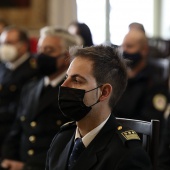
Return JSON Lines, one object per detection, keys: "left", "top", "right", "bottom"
{"left": 3, "top": 26, "right": 30, "bottom": 47}
{"left": 69, "top": 45, "right": 128, "bottom": 110}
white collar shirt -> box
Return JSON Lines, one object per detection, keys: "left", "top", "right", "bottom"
{"left": 5, "top": 52, "right": 30, "bottom": 70}
{"left": 44, "top": 71, "right": 66, "bottom": 87}
{"left": 75, "top": 114, "right": 111, "bottom": 147}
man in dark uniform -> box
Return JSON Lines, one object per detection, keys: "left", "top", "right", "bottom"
{"left": 45, "top": 45, "right": 152, "bottom": 170}
{"left": 114, "top": 30, "right": 169, "bottom": 126}
{"left": 158, "top": 100, "right": 170, "bottom": 170}
{"left": 0, "top": 26, "right": 39, "bottom": 155}
{"left": 0, "top": 27, "right": 78, "bottom": 170}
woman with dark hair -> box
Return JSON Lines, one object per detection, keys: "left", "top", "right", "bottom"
{"left": 68, "top": 22, "right": 94, "bottom": 47}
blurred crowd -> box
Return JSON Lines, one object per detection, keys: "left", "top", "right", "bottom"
{"left": 0, "top": 18, "right": 169, "bottom": 170}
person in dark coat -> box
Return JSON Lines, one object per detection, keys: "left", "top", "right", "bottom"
{"left": 68, "top": 22, "right": 94, "bottom": 47}
{"left": 45, "top": 45, "right": 152, "bottom": 170}
{"left": 158, "top": 100, "right": 170, "bottom": 170}
{"left": 114, "top": 30, "right": 169, "bottom": 126}
{"left": 0, "top": 26, "right": 78, "bottom": 170}
{"left": 0, "top": 26, "right": 39, "bottom": 156}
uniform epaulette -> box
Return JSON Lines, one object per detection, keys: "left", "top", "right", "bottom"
{"left": 29, "top": 58, "right": 37, "bottom": 69}
{"left": 116, "top": 125, "right": 140, "bottom": 144}
{"left": 60, "top": 121, "right": 76, "bottom": 131}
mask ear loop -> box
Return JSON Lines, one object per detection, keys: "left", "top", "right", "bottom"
{"left": 85, "top": 85, "right": 103, "bottom": 93}
{"left": 85, "top": 85, "right": 103, "bottom": 107}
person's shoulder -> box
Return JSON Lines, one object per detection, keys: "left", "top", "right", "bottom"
{"left": 60, "top": 121, "right": 76, "bottom": 131}
{"left": 115, "top": 125, "right": 141, "bottom": 146}
{"left": 49, "top": 121, "right": 76, "bottom": 147}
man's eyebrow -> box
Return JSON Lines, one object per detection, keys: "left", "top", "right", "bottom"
{"left": 71, "top": 74, "right": 87, "bottom": 81}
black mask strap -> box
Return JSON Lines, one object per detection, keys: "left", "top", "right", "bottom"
{"left": 85, "top": 85, "right": 103, "bottom": 93}
{"left": 85, "top": 85, "right": 103, "bottom": 107}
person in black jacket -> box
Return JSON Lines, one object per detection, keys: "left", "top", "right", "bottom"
{"left": 45, "top": 45, "right": 152, "bottom": 170}
{"left": 0, "top": 26, "right": 39, "bottom": 156}
{"left": 0, "top": 26, "right": 78, "bottom": 170}
{"left": 158, "top": 100, "right": 170, "bottom": 170}
{"left": 68, "top": 22, "right": 94, "bottom": 47}
{"left": 114, "top": 30, "right": 169, "bottom": 126}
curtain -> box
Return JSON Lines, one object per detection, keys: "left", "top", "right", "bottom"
{"left": 47, "top": 0, "right": 77, "bottom": 29}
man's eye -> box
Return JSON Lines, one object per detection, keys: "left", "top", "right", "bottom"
{"left": 73, "top": 78, "right": 81, "bottom": 83}
{"left": 74, "top": 79, "right": 79, "bottom": 82}
{"left": 64, "top": 76, "right": 67, "bottom": 81}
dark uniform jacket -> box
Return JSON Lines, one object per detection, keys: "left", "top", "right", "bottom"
{"left": 1, "top": 78, "right": 69, "bottom": 170}
{"left": 158, "top": 106, "right": 170, "bottom": 170}
{"left": 114, "top": 64, "right": 169, "bottom": 124}
{"left": 0, "top": 55, "right": 39, "bottom": 153}
{"left": 46, "top": 115, "right": 152, "bottom": 170}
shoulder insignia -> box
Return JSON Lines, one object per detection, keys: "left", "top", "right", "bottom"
{"left": 164, "top": 103, "right": 170, "bottom": 119}
{"left": 60, "top": 121, "right": 76, "bottom": 131}
{"left": 153, "top": 94, "right": 167, "bottom": 111}
{"left": 116, "top": 126, "right": 140, "bottom": 144}
{"left": 29, "top": 58, "right": 37, "bottom": 69}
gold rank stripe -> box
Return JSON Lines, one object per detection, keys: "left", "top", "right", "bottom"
{"left": 121, "top": 130, "right": 140, "bottom": 140}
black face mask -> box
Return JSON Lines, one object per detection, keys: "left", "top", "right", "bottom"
{"left": 58, "top": 86, "right": 101, "bottom": 121}
{"left": 36, "top": 53, "right": 58, "bottom": 76}
{"left": 123, "top": 51, "right": 142, "bottom": 68}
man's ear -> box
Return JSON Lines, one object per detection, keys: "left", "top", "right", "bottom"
{"left": 99, "top": 84, "right": 112, "bottom": 101}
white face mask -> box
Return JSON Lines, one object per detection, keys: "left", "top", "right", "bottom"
{"left": 0, "top": 44, "right": 18, "bottom": 62}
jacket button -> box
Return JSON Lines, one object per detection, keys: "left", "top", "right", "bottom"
{"left": 117, "top": 126, "right": 122, "bottom": 130}
{"left": 56, "top": 120, "right": 62, "bottom": 126}
{"left": 27, "top": 149, "right": 34, "bottom": 156}
{"left": 9, "top": 85, "right": 17, "bottom": 92}
{"left": 0, "top": 84, "right": 2, "bottom": 91}
{"left": 20, "top": 116, "right": 26, "bottom": 122}
{"left": 30, "top": 121, "right": 37, "bottom": 127}
{"left": 29, "top": 135, "right": 36, "bottom": 143}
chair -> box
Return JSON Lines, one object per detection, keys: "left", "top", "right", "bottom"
{"left": 116, "top": 117, "right": 160, "bottom": 170}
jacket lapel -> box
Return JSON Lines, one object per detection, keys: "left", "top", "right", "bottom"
{"left": 73, "top": 115, "right": 118, "bottom": 170}
{"left": 37, "top": 79, "right": 64, "bottom": 114}
{"left": 56, "top": 132, "right": 75, "bottom": 170}
{"left": 28, "top": 79, "right": 44, "bottom": 120}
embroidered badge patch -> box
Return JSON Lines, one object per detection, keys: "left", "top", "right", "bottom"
{"left": 121, "top": 130, "right": 140, "bottom": 140}
{"left": 153, "top": 94, "right": 167, "bottom": 111}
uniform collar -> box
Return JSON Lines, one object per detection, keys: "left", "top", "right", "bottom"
{"left": 44, "top": 71, "right": 66, "bottom": 87}
{"left": 5, "top": 52, "right": 30, "bottom": 70}
{"left": 75, "top": 114, "right": 111, "bottom": 147}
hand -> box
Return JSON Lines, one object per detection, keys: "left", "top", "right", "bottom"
{"left": 1, "top": 159, "right": 24, "bottom": 170}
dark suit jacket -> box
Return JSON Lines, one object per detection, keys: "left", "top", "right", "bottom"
{"left": 158, "top": 112, "right": 170, "bottom": 170}
{"left": 0, "top": 55, "right": 39, "bottom": 154}
{"left": 46, "top": 115, "right": 152, "bottom": 170}
{"left": 1, "top": 77, "right": 69, "bottom": 170}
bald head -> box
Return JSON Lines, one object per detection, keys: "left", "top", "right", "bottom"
{"left": 122, "top": 30, "right": 148, "bottom": 55}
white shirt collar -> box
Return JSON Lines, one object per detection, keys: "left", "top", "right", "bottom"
{"left": 44, "top": 71, "right": 66, "bottom": 87}
{"left": 5, "top": 52, "right": 30, "bottom": 70}
{"left": 75, "top": 114, "right": 111, "bottom": 147}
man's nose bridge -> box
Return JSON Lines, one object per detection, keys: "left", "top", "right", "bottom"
{"left": 61, "top": 78, "right": 69, "bottom": 87}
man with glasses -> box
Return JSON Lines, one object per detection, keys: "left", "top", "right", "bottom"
{"left": 0, "top": 26, "right": 39, "bottom": 156}
{"left": 0, "top": 26, "right": 78, "bottom": 170}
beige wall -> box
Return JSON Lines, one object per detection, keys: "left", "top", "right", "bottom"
{"left": 0, "top": 0, "right": 48, "bottom": 37}
{"left": 0, "top": 0, "right": 77, "bottom": 37}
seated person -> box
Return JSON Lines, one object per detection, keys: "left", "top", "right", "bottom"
{"left": 0, "top": 26, "right": 78, "bottom": 170}
{"left": 114, "top": 30, "right": 169, "bottom": 126}
{"left": 45, "top": 45, "right": 152, "bottom": 170}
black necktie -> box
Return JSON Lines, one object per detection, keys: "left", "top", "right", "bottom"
{"left": 68, "top": 138, "right": 85, "bottom": 170}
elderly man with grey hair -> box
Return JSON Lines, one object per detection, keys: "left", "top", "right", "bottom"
{"left": 0, "top": 26, "right": 78, "bottom": 170}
